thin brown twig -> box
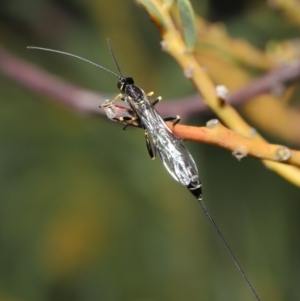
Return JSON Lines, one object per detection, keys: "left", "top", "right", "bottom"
{"left": 158, "top": 61, "right": 300, "bottom": 117}
{"left": 0, "top": 47, "right": 105, "bottom": 115}
{"left": 1, "top": 47, "right": 300, "bottom": 119}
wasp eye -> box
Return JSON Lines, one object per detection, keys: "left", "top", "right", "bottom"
{"left": 117, "top": 79, "right": 126, "bottom": 91}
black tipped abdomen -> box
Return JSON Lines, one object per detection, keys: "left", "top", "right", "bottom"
{"left": 187, "top": 182, "right": 202, "bottom": 200}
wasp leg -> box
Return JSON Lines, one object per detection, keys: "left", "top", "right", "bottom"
{"left": 145, "top": 130, "right": 156, "bottom": 159}
{"left": 147, "top": 91, "right": 154, "bottom": 97}
{"left": 164, "top": 115, "right": 181, "bottom": 126}
{"left": 119, "top": 116, "right": 138, "bottom": 131}
{"left": 151, "top": 96, "right": 162, "bottom": 107}
{"left": 100, "top": 93, "right": 123, "bottom": 108}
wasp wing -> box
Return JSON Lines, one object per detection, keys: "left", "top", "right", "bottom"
{"left": 140, "top": 107, "right": 199, "bottom": 186}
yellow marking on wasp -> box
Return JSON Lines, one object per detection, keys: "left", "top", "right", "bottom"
{"left": 147, "top": 91, "right": 154, "bottom": 97}
{"left": 119, "top": 116, "right": 137, "bottom": 122}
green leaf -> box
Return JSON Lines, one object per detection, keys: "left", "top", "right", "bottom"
{"left": 177, "top": 0, "right": 197, "bottom": 50}
{"left": 136, "top": 0, "right": 167, "bottom": 29}
{"left": 163, "top": 0, "right": 175, "bottom": 8}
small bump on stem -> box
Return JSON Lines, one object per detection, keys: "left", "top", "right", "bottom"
{"left": 206, "top": 119, "right": 219, "bottom": 129}
{"left": 275, "top": 146, "right": 291, "bottom": 161}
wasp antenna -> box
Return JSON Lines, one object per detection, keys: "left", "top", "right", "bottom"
{"left": 106, "top": 39, "right": 124, "bottom": 78}
{"left": 27, "top": 46, "right": 120, "bottom": 79}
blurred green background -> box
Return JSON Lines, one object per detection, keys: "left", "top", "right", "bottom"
{"left": 0, "top": 0, "right": 299, "bottom": 301}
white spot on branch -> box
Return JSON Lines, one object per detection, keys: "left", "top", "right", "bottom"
{"left": 216, "top": 85, "right": 229, "bottom": 102}
{"left": 184, "top": 66, "right": 195, "bottom": 78}
{"left": 232, "top": 148, "right": 248, "bottom": 161}
{"left": 160, "top": 40, "right": 168, "bottom": 51}
{"left": 275, "top": 146, "right": 291, "bottom": 161}
{"left": 206, "top": 119, "right": 219, "bottom": 129}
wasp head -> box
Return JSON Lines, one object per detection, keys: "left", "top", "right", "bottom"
{"left": 117, "top": 77, "right": 134, "bottom": 93}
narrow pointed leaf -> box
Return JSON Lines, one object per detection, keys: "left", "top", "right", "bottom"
{"left": 136, "top": 0, "right": 167, "bottom": 29}
{"left": 177, "top": 0, "right": 197, "bottom": 50}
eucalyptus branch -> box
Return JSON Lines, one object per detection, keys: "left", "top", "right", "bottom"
{"left": 171, "top": 120, "right": 300, "bottom": 167}
{"left": 102, "top": 101, "right": 300, "bottom": 167}
{"left": 136, "top": 0, "right": 300, "bottom": 187}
